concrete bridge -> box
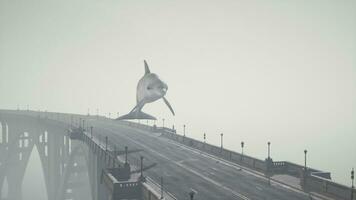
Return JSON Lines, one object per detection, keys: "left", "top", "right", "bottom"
{"left": 0, "top": 113, "right": 92, "bottom": 200}
{"left": 1, "top": 110, "right": 355, "bottom": 200}
{"left": 0, "top": 111, "right": 168, "bottom": 200}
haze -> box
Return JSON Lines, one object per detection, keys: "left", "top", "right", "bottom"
{"left": 0, "top": 0, "right": 355, "bottom": 185}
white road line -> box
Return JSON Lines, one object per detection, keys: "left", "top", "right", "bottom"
{"left": 102, "top": 126, "right": 250, "bottom": 200}
{"left": 96, "top": 121, "right": 327, "bottom": 200}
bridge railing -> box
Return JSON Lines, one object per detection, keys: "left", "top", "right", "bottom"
{"left": 124, "top": 122, "right": 356, "bottom": 200}
{"left": 4, "top": 110, "right": 354, "bottom": 200}
{"left": 159, "top": 129, "right": 268, "bottom": 172}
{"left": 69, "top": 126, "right": 177, "bottom": 200}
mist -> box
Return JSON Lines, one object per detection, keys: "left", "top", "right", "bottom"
{"left": 1, "top": 0, "right": 355, "bottom": 185}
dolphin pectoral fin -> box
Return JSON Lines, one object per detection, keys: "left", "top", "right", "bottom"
{"left": 163, "top": 97, "right": 175, "bottom": 116}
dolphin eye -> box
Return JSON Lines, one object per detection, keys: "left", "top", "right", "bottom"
{"left": 147, "top": 86, "right": 152, "bottom": 90}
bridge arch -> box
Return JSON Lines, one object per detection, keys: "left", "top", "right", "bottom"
{"left": 0, "top": 115, "right": 94, "bottom": 200}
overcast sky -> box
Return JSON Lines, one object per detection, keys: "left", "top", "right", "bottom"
{"left": 1, "top": 0, "right": 355, "bottom": 184}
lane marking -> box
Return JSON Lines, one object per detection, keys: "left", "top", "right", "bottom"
{"left": 95, "top": 121, "right": 327, "bottom": 200}
{"left": 102, "top": 126, "right": 250, "bottom": 200}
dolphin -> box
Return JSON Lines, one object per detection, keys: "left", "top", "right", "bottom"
{"left": 117, "top": 60, "right": 175, "bottom": 120}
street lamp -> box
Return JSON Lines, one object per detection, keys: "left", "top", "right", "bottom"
{"left": 105, "top": 136, "right": 108, "bottom": 151}
{"left": 160, "top": 177, "right": 164, "bottom": 199}
{"left": 140, "top": 156, "right": 144, "bottom": 179}
{"left": 189, "top": 189, "right": 196, "bottom": 200}
{"left": 351, "top": 168, "right": 354, "bottom": 200}
{"left": 303, "top": 149, "right": 308, "bottom": 189}
{"left": 268, "top": 142, "right": 271, "bottom": 159}
{"left": 125, "top": 146, "right": 128, "bottom": 164}
{"left": 241, "top": 141, "right": 244, "bottom": 161}
{"left": 220, "top": 133, "right": 223, "bottom": 149}
{"left": 304, "top": 150, "right": 308, "bottom": 171}
{"left": 203, "top": 133, "right": 206, "bottom": 143}
{"left": 183, "top": 124, "right": 186, "bottom": 136}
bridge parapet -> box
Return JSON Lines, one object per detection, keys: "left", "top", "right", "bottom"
{"left": 102, "top": 168, "right": 142, "bottom": 200}
{"left": 68, "top": 125, "right": 175, "bottom": 200}
{"left": 126, "top": 123, "right": 353, "bottom": 200}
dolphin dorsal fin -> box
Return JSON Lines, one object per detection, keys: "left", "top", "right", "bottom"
{"left": 144, "top": 60, "right": 150, "bottom": 75}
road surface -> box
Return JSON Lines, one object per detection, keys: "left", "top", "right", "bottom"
{"left": 89, "top": 119, "right": 315, "bottom": 200}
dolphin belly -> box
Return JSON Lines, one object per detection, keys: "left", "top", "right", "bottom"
{"left": 116, "top": 60, "right": 174, "bottom": 121}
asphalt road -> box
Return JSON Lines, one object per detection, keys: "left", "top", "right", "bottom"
{"left": 0, "top": 111, "right": 317, "bottom": 200}
{"left": 89, "top": 119, "right": 314, "bottom": 200}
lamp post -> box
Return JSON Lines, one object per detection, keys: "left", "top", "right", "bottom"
{"left": 203, "top": 133, "right": 206, "bottom": 143}
{"left": 140, "top": 156, "right": 144, "bottom": 179}
{"left": 189, "top": 190, "right": 196, "bottom": 200}
{"left": 160, "top": 177, "right": 164, "bottom": 199}
{"left": 268, "top": 142, "right": 271, "bottom": 159}
{"left": 113, "top": 146, "right": 117, "bottom": 167}
{"left": 303, "top": 149, "right": 308, "bottom": 189}
{"left": 105, "top": 136, "right": 108, "bottom": 151}
{"left": 90, "top": 126, "right": 93, "bottom": 139}
{"left": 241, "top": 141, "right": 244, "bottom": 161}
{"left": 220, "top": 133, "right": 223, "bottom": 150}
{"left": 125, "top": 146, "right": 128, "bottom": 164}
{"left": 351, "top": 168, "right": 354, "bottom": 200}
{"left": 183, "top": 124, "right": 186, "bottom": 137}
{"left": 304, "top": 150, "right": 307, "bottom": 171}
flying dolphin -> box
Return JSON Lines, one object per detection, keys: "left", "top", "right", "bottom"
{"left": 117, "top": 60, "right": 175, "bottom": 120}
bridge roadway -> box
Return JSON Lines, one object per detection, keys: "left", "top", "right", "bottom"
{"left": 87, "top": 118, "right": 316, "bottom": 200}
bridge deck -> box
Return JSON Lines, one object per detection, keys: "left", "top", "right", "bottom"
{"left": 0, "top": 111, "right": 338, "bottom": 200}
{"left": 90, "top": 119, "right": 320, "bottom": 200}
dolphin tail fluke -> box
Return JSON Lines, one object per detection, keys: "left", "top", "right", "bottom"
{"left": 116, "top": 110, "right": 157, "bottom": 120}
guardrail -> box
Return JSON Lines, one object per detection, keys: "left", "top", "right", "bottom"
{"left": 69, "top": 126, "right": 177, "bottom": 200}
{"left": 2, "top": 110, "right": 354, "bottom": 200}
{"left": 125, "top": 122, "right": 356, "bottom": 200}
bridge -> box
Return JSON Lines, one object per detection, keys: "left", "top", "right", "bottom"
{"left": 1, "top": 110, "right": 355, "bottom": 200}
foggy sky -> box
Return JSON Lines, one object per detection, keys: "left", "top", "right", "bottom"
{"left": 1, "top": 0, "right": 355, "bottom": 184}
